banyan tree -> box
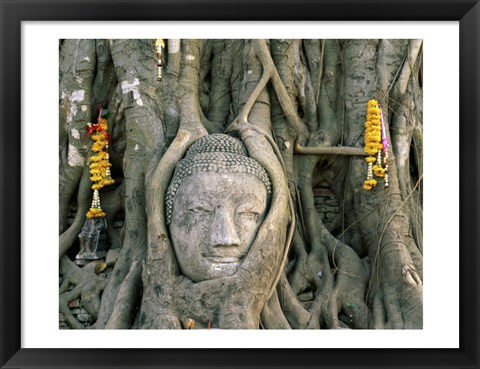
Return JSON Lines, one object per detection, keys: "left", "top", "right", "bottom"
{"left": 59, "top": 39, "right": 423, "bottom": 329}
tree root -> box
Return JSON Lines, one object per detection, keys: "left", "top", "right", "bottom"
{"left": 394, "top": 40, "right": 423, "bottom": 97}
{"left": 140, "top": 39, "right": 208, "bottom": 328}
{"left": 59, "top": 164, "right": 91, "bottom": 258}
{"left": 321, "top": 222, "right": 369, "bottom": 329}
{"left": 206, "top": 40, "right": 235, "bottom": 129}
{"left": 59, "top": 286, "right": 84, "bottom": 329}
{"left": 94, "top": 39, "right": 166, "bottom": 329}
{"left": 288, "top": 229, "right": 311, "bottom": 294}
{"left": 294, "top": 145, "right": 365, "bottom": 156}
{"left": 60, "top": 256, "right": 106, "bottom": 328}
{"left": 260, "top": 290, "right": 291, "bottom": 329}
{"left": 277, "top": 273, "right": 310, "bottom": 329}
{"left": 302, "top": 39, "right": 323, "bottom": 120}
{"left": 365, "top": 189, "right": 423, "bottom": 328}
{"left": 105, "top": 260, "right": 142, "bottom": 328}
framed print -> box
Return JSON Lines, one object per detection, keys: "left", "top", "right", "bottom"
{"left": 1, "top": 0, "right": 479, "bottom": 368}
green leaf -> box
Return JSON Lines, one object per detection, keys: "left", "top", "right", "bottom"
{"left": 101, "top": 109, "right": 110, "bottom": 118}
{"left": 95, "top": 260, "right": 107, "bottom": 274}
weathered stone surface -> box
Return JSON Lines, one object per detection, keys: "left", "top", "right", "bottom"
{"left": 325, "top": 212, "right": 337, "bottom": 220}
{"left": 314, "top": 197, "right": 325, "bottom": 205}
{"left": 168, "top": 135, "right": 270, "bottom": 283}
{"left": 76, "top": 217, "right": 108, "bottom": 264}
{"left": 317, "top": 205, "right": 335, "bottom": 213}
{"left": 76, "top": 313, "right": 93, "bottom": 323}
{"left": 325, "top": 197, "right": 338, "bottom": 206}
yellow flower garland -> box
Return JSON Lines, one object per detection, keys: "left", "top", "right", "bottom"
{"left": 373, "top": 165, "right": 385, "bottom": 177}
{"left": 363, "top": 99, "right": 387, "bottom": 190}
{"left": 86, "top": 116, "right": 114, "bottom": 218}
{"left": 363, "top": 178, "right": 377, "bottom": 190}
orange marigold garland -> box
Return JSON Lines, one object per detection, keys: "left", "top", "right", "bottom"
{"left": 86, "top": 107, "right": 114, "bottom": 218}
{"left": 363, "top": 99, "right": 389, "bottom": 190}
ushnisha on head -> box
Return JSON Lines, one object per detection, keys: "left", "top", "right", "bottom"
{"left": 166, "top": 134, "right": 272, "bottom": 282}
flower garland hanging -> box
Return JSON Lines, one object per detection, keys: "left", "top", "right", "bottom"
{"left": 380, "top": 104, "right": 389, "bottom": 188}
{"left": 363, "top": 99, "right": 389, "bottom": 190}
{"left": 86, "top": 107, "right": 114, "bottom": 218}
{"left": 155, "top": 39, "right": 165, "bottom": 81}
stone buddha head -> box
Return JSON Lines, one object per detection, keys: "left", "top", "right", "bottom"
{"left": 165, "top": 134, "right": 272, "bottom": 282}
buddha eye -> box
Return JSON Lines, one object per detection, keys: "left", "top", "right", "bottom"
{"left": 189, "top": 207, "right": 211, "bottom": 214}
{"left": 187, "top": 201, "right": 213, "bottom": 215}
{"left": 238, "top": 212, "right": 260, "bottom": 221}
{"left": 236, "top": 201, "right": 262, "bottom": 222}
{"left": 236, "top": 208, "right": 260, "bottom": 221}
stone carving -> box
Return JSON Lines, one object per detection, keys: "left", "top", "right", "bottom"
{"left": 166, "top": 134, "right": 272, "bottom": 282}
{"left": 76, "top": 217, "right": 107, "bottom": 265}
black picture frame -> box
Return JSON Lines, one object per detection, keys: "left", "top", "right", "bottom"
{"left": 1, "top": 0, "right": 478, "bottom": 368}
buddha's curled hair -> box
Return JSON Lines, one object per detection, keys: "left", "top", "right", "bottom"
{"left": 165, "top": 134, "right": 272, "bottom": 224}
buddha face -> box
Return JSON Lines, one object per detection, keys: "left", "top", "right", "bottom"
{"left": 169, "top": 171, "right": 268, "bottom": 282}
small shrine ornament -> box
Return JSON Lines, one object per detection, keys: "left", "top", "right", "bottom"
{"left": 363, "top": 99, "right": 389, "bottom": 190}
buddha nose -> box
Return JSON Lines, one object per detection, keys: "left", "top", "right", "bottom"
{"left": 210, "top": 205, "right": 241, "bottom": 247}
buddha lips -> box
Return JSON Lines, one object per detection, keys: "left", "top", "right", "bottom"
{"left": 363, "top": 99, "right": 389, "bottom": 190}
{"left": 86, "top": 109, "right": 114, "bottom": 218}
